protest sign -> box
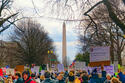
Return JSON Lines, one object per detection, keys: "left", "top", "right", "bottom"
{"left": 31, "top": 68, "right": 35, "bottom": 73}
{"left": 34, "top": 66, "right": 40, "bottom": 74}
{"left": 15, "top": 65, "right": 24, "bottom": 73}
{"left": 90, "top": 46, "right": 110, "bottom": 62}
{"left": 86, "top": 65, "right": 114, "bottom": 75}
{"left": 75, "top": 62, "right": 86, "bottom": 70}
{"left": 104, "top": 65, "right": 114, "bottom": 75}
{"left": 89, "top": 46, "right": 110, "bottom": 66}
{"left": 57, "top": 64, "right": 64, "bottom": 72}
{"left": 41, "top": 70, "right": 45, "bottom": 75}
{"left": 31, "top": 66, "right": 40, "bottom": 74}
{"left": 6, "top": 68, "right": 15, "bottom": 75}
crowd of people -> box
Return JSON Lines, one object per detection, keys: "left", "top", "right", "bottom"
{"left": 0, "top": 67, "right": 125, "bottom": 83}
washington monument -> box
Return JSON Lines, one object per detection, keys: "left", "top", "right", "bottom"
{"left": 62, "top": 22, "right": 67, "bottom": 67}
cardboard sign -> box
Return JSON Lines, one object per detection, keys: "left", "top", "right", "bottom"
{"left": 57, "top": 64, "right": 64, "bottom": 72}
{"left": 15, "top": 65, "right": 24, "bottom": 73}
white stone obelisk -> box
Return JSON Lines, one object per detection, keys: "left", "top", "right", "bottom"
{"left": 62, "top": 22, "right": 67, "bottom": 67}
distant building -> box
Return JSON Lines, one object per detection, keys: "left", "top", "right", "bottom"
{"left": 0, "top": 40, "right": 17, "bottom": 67}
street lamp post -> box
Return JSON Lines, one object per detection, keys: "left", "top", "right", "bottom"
{"left": 48, "top": 50, "right": 53, "bottom": 69}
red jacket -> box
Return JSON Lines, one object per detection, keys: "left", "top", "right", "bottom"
{"left": 24, "top": 77, "right": 36, "bottom": 83}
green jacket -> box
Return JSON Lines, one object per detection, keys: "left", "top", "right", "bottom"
{"left": 42, "top": 78, "right": 56, "bottom": 83}
{"left": 15, "top": 78, "right": 23, "bottom": 83}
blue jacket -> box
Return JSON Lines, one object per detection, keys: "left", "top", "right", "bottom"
{"left": 118, "top": 72, "right": 125, "bottom": 83}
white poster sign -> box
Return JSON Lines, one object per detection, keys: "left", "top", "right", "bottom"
{"left": 75, "top": 62, "right": 86, "bottom": 70}
{"left": 86, "top": 65, "right": 114, "bottom": 75}
{"left": 41, "top": 70, "right": 45, "bottom": 75}
{"left": 57, "top": 64, "right": 64, "bottom": 72}
{"left": 6, "top": 68, "right": 15, "bottom": 75}
{"left": 90, "top": 46, "right": 110, "bottom": 62}
{"left": 31, "top": 66, "right": 39, "bottom": 74}
{"left": 34, "top": 66, "right": 40, "bottom": 74}
{"left": 31, "top": 68, "right": 35, "bottom": 73}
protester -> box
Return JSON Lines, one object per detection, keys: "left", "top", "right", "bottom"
{"left": 89, "top": 68, "right": 100, "bottom": 83}
{"left": 66, "top": 71, "right": 75, "bottom": 83}
{"left": 35, "top": 75, "right": 40, "bottom": 83}
{"left": 7, "top": 75, "right": 13, "bottom": 83}
{"left": 82, "top": 71, "right": 88, "bottom": 83}
{"left": 104, "top": 74, "right": 111, "bottom": 83}
{"left": 31, "top": 73, "right": 38, "bottom": 83}
{"left": 40, "top": 75, "right": 45, "bottom": 82}
{"left": 15, "top": 72, "right": 23, "bottom": 83}
{"left": 2, "top": 64, "right": 125, "bottom": 83}
{"left": 74, "top": 77, "right": 81, "bottom": 83}
{"left": 118, "top": 69, "right": 125, "bottom": 83}
{"left": 57, "top": 74, "right": 65, "bottom": 83}
{"left": 3, "top": 76, "right": 9, "bottom": 83}
{"left": 22, "top": 71, "right": 36, "bottom": 83}
{"left": 111, "top": 77, "right": 121, "bottom": 83}
{"left": 0, "top": 76, "right": 4, "bottom": 83}
{"left": 42, "top": 71, "right": 55, "bottom": 83}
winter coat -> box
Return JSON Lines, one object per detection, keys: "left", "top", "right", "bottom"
{"left": 41, "top": 78, "right": 56, "bottom": 83}
{"left": 74, "top": 78, "right": 81, "bottom": 83}
{"left": 82, "top": 75, "right": 88, "bottom": 83}
{"left": 15, "top": 78, "right": 23, "bottom": 83}
{"left": 89, "top": 74, "right": 101, "bottom": 83}
{"left": 104, "top": 79, "right": 111, "bottom": 83}
{"left": 118, "top": 72, "right": 125, "bottom": 83}
{"left": 58, "top": 80, "right": 65, "bottom": 83}
{"left": 24, "top": 77, "right": 36, "bottom": 83}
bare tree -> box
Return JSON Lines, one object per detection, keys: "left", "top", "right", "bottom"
{"left": 10, "top": 19, "right": 57, "bottom": 65}
{"left": 84, "top": 0, "right": 125, "bottom": 33}
{"left": 79, "top": 0, "right": 125, "bottom": 65}
{"left": 0, "top": 0, "right": 18, "bottom": 33}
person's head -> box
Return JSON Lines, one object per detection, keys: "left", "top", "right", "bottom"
{"left": 37, "top": 75, "right": 40, "bottom": 78}
{"left": 44, "top": 72, "right": 50, "bottom": 78}
{"left": 118, "top": 69, "right": 121, "bottom": 73}
{"left": 60, "top": 72, "right": 64, "bottom": 75}
{"left": 69, "top": 72, "right": 74, "bottom": 77}
{"left": 101, "top": 65, "right": 104, "bottom": 71}
{"left": 123, "top": 72, "right": 125, "bottom": 75}
{"left": 40, "top": 75, "right": 45, "bottom": 80}
{"left": 69, "top": 76, "right": 75, "bottom": 82}
{"left": 111, "top": 77, "right": 121, "bottom": 83}
{"left": 22, "top": 71, "right": 30, "bottom": 81}
{"left": 57, "top": 74, "right": 63, "bottom": 80}
{"left": 106, "top": 74, "right": 111, "bottom": 80}
{"left": 82, "top": 70, "right": 87, "bottom": 76}
{"left": 4, "top": 77, "right": 7, "bottom": 80}
{"left": 92, "top": 68, "right": 97, "bottom": 74}
{"left": 31, "top": 73, "right": 36, "bottom": 79}
{"left": 15, "top": 72, "right": 21, "bottom": 79}
{"left": 69, "top": 72, "right": 75, "bottom": 82}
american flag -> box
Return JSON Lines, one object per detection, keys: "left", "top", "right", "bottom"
{"left": 69, "top": 60, "right": 76, "bottom": 68}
